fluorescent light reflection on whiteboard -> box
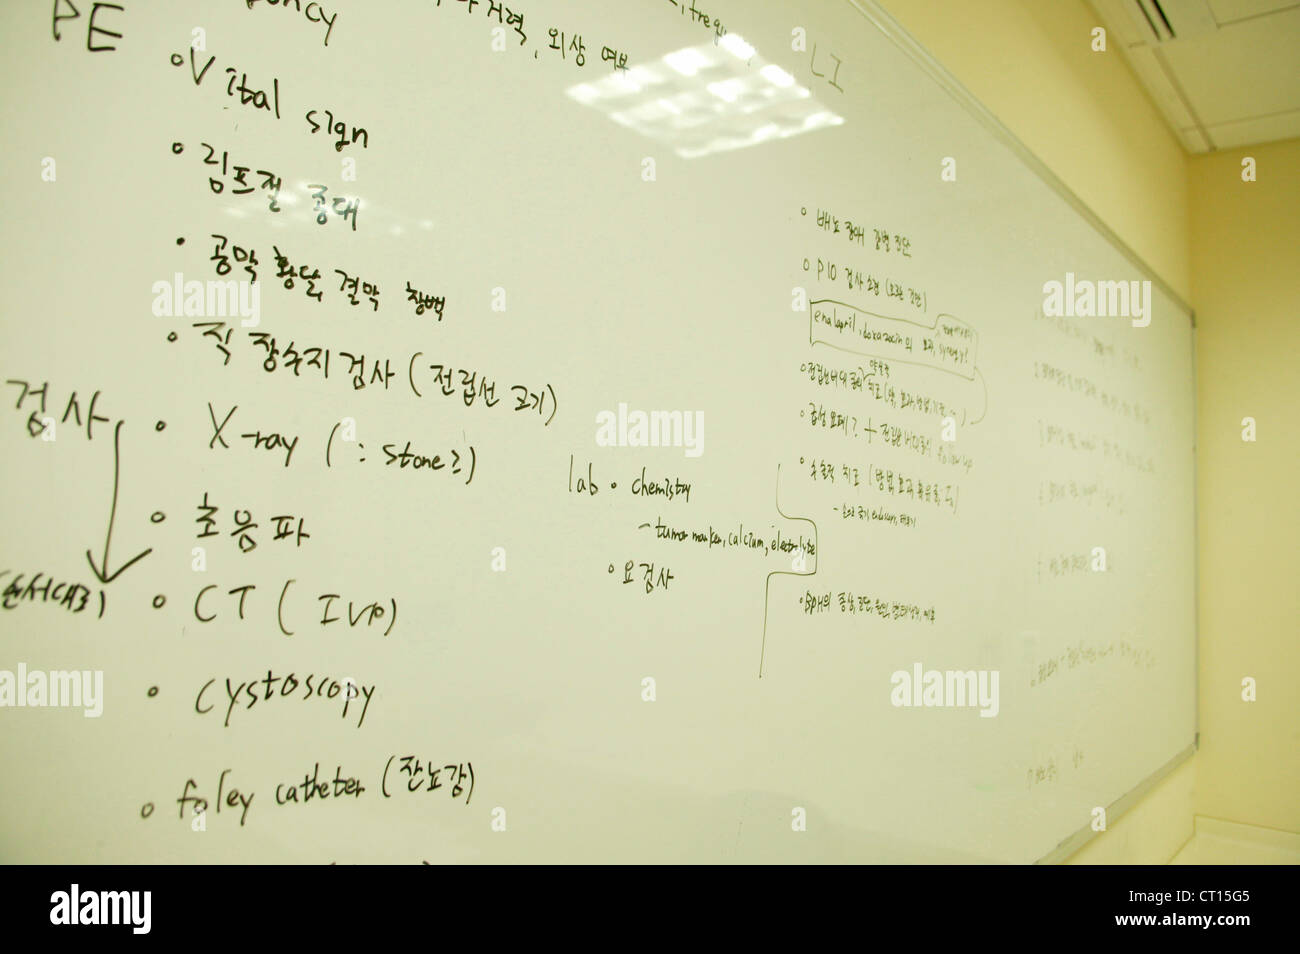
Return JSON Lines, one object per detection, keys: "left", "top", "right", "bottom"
{"left": 565, "top": 39, "right": 842, "bottom": 159}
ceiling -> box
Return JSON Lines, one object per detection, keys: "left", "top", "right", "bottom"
{"left": 1088, "top": 0, "right": 1300, "bottom": 152}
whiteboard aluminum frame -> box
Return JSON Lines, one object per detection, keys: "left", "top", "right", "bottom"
{"left": 842, "top": 0, "right": 1201, "bottom": 864}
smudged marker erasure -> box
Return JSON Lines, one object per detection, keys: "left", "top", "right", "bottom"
{"left": 193, "top": 670, "right": 375, "bottom": 728}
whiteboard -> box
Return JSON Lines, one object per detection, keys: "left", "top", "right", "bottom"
{"left": 0, "top": 0, "right": 1196, "bottom": 863}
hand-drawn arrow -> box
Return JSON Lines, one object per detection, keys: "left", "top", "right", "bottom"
{"left": 760, "top": 463, "right": 819, "bottom": 678}
{"left": 85, "top": 419, "right": 152, "bottom": 584}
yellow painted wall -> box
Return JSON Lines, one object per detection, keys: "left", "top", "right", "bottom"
{"left": 874, "top": 0, "right": 1199, "bottom": 862}
{"left": 1189, "top": 138, "right": 1300, "bottom": 835}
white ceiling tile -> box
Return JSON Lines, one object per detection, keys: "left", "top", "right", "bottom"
{"left": 1088, "top": 0, "right": 1297, "bottom": 151}
{"left": 1159, "top": 0, "right": 1220, "bottom": 37}
{"left": 1158, "top": 8, "right": 1300, "bottom": 124}
{"left": 1198, "top": 108, "right": 1300, "bottom": 147}
{"left": 1206, "top": 0, "right": 1300, "bottom": 26}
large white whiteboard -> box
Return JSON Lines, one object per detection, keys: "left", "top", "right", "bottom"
{"left": 0, "top": 0, "right": 1195, "bottom": 863}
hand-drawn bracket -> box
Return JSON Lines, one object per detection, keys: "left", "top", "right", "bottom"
{"left": 759, "top": 463, "right": 819, "bottom": 679}
{"left": 965, "top": 366, "right": 988, "bottom": 426}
